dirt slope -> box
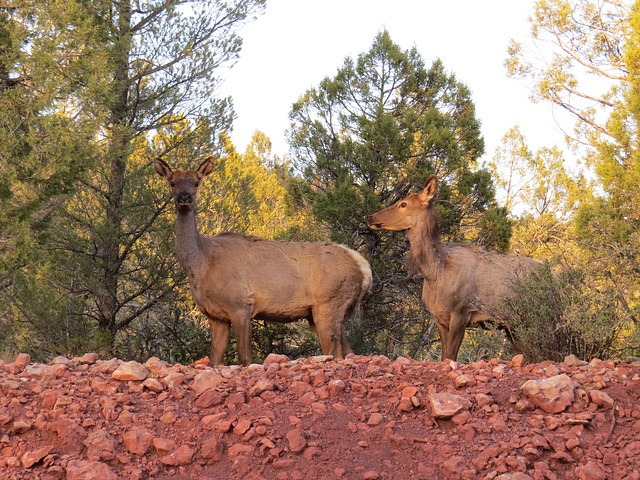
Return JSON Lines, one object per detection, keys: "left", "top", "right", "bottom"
{"left": 1, "top": 352, "right": 640, "bottom": 480}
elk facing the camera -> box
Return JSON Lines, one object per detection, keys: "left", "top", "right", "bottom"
{"left": 368, "top": 175, "right": 540, "bottom": 361}
{"left": 155, "top": 157, "right": 372, "bottom": 366}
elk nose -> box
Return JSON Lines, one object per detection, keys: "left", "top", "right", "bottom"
{"left": 176, "top": 192, "right": 192, "bottom": 204}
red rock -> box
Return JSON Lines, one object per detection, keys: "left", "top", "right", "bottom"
{"left": 442, "top": 456, "right": 466, "bottom": 478}
{"left": 263, "top": 353, "right": 290, "bottom": 365}
{"left": 13, "top": 353, "right": 31, "bottom": 370}
{"left": 575, "top": 460, "right": 606, "bottom": 480}
{"left": 249, "top": 379, "right": 275, "bottom": 397}
{"left": 12, "top": 419, "right": 32, "bottom": 433}
{"left": 195, "top": 356, "right": 211, "bottom": 366}
{"left": 0, "top": 412, "right": 12, "bottom": 427}
{"left": 299, "top": 392, "right": 317, "bottom": 404}
{"left": 66, "top": 460, "right": 118, "bottom": 480}
{"left": 201, "top": 436, "right": 224, "bottom": 462}
{"left": 512, "top": 354, "right": 526, "bottom": 367}
{"left": 50, "top": 355, "right": 73, "bottom": 367}
{"left": 54, "top": 418, "right": 87, "bottom": 453}
{"left": 83, "top": 429, "right": 116, "bottom": 461}
{"left": 428, "top": 393, "right": 472, "bottom": 419}
{"left": 111, "top": 361, "right": 149, "bottom": 381}
{"left": 309, "top": 354, "right": 333, "bottom": 363}
{"left": 153, "top": 437, "right": 178, "bottom": 455}
{"left": 228, "top": 443, "right": 254, "bottom": 458}
{"left": 311, "top": 370, "right": 327, "bottom": 386}
{"left": 328, "top": 379, "right": 346, "bottom": 396}
{"left": 195, "top": 389, "right": 226, "bottom": 408}
{"left": 162, "top": 372, "right": 185, "bottom": 388}
{"left": 367, "top": 413, "right": 384, "bottom": 426}
{"left": 160, "top": 410, "right": 177, "bottom": 424}
{"left": 73, "top": 353, "right": 99, "bottom": 364}
{"left": 243, "top": 473, "right": 268, "bottom": 480}
{"left": 234, "top": 418, "right": 252, "bottom": 435}
{"left": 564, "top": 354, "right": 586, "bottom": 366}
{"left": 285, "top": 429, "right": 307, "bottom": 453}
{"left": 122, "top": 427, "right": 154, "bottom": 455}
{"left": 273, "top": 458, "right": 296, "bottom": 469}
{"left": 192, "top": 370, "right": 225, "bottom": 393}
{"left": 363, "top": 471, "right": 380, "bottom": 479}
{"left": 451, "top": 410, "right": 471, "bottom": 425}
{"left": 520, "top": 374, "right": 575, "bottom": 413}
{"left": 160, "top": 444, "right": 195, "bottom": 466}
{"left": 590, "top": 390, "right": 614, "bottom": 409}
{"left": 488, "top": 413, "right": 508, "bottom": 432}
{"left": 41, "top": 389, "right": 59, "bottom": 409}
{"left": 142, "top": 377, "right": 163, "bottom": 393}
{"left": 401, "top": 386, "right": 418, "bottom": 397}
{"left": 289, "top": 381, "right": 313, "bottom": 395}
{"left": 21, "top": 445, "right": 53, "bottom": 468}
{"left": 495, "top": 474, "right": 533, "bottom": 480}
{"left": 454, "top": 374, "right": 477, "bottom": 388}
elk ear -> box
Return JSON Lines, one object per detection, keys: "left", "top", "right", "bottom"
{"left": 154, "top": 158, "right": 172, "bottom": 178}
{"left": 418, "top": 175, "right": 438, "bottom": 205}
{"left": 196, "top": 157, "right": 215, "bottom": 178}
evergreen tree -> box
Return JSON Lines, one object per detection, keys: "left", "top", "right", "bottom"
{"left": 288, "top": 30, "right": 507, "bottom": 359}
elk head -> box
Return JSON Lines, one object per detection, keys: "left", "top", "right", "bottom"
{"left": 368, "top": 175, "right": 439, "bottom": 231}
{"left": 154, "top": 157, "right": 215, "bottom": 212}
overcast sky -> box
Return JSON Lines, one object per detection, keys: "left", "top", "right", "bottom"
{"left": 218, "top": 0, "right": 569, "bottom": 163}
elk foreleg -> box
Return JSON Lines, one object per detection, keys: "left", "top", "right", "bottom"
{"left": 208, "top": 319, "right": 230, "bottom": 365}
{"left": 437, "top": 313, "right": 468, "bottom": 362}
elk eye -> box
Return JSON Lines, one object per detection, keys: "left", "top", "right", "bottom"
{"left": 400, "top": 202, "right": 407, "bottom": 208}
{"left": 169, "top": 182, "right": 175, "bottom": 187}
{"left": 195, "top": 182, "right": 200, "bottom": 187}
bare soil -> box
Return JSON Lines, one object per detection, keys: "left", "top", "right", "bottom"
{"left": 1, "top": 352, "right": 640, "bottom": 480}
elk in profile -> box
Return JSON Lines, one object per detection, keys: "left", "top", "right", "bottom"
{"left": 368, "top": 175, "right": 540, "bottom": 361}
{"left": 154, "top": 157, "right": 372, "bottom": 366}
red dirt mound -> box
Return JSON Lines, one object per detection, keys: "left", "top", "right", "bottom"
{"left": 1, "top": 352, "right": 640, "bottom": 480}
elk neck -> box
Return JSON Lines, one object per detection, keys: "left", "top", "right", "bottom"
{"left": 174, "top": 207, "right": 206, "bottom": 273}
{"left": 406, "top": 208, "right": 448, "bottom": 283}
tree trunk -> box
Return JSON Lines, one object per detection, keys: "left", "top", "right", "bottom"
{"left": 96, "top": 0, "right": 132, "bottom": 354}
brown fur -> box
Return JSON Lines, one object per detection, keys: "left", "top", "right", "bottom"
{"left": 155, "top": 157, "right": 372, "bottom": 366}
{"left": 368, "top": 175, "right": 540, "bottom": 361}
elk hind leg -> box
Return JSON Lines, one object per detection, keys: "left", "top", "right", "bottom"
{"left": 339, "top": 331, "right": 353, "bottom": 357}
{"left": 311, "top": 303, "right": 346, "bottom": 358}
{"left": 230, "top": 311, "right": 253, "bottom": 366}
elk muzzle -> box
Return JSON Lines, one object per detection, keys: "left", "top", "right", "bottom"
{"left": 367, "top": 216, "right": 384, "bottom": 230}
{"left": 175, "top": 192, "right": 193, "bottom": 208}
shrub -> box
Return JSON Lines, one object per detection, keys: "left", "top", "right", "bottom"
{"left": 496, "top": 263, "right": 625, "bottom": 363}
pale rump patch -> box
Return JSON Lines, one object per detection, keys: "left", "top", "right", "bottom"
{"left": 338, "top": 245, "right": 373, "bottom": 298}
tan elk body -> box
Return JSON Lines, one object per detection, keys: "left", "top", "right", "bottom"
{"left": 155, "top": 157, "right": 372, "bottom": 365}
{"left": 368, "top": 175, "right": 540, "bottom": 361}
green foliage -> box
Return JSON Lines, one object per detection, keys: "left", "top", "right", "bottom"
{"left": 504, "top": 1, "right": 640, "bottom": 355}
{"left": 113, "top": 306, "right": 212, "bottom": 365}
{"left": 458, "top": 326, "right": 516, "bottom": 364}
{"left": 496, "top": 263, "right": 626, "bottom": 363}
{"left": 289, "top": 30, "right": 504, "bottom": 359}
{"left": 477, "top": 207, "right": 512, "bottom": 253}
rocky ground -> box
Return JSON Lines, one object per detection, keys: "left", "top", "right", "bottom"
{"left": 1, "top": 352, "right": 640, "bottom": 480}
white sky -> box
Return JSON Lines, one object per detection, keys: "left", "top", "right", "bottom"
{"left": 219, "top": 0, "right": 570, "bottom": 164}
